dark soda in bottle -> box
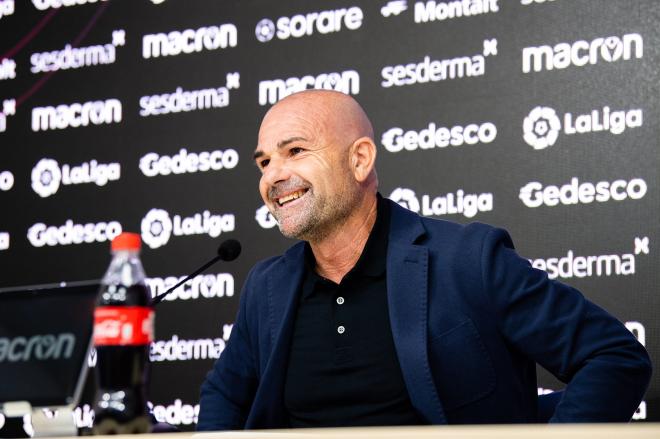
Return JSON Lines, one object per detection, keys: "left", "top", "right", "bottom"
{"left": 92, "top": 232, "right": 154, "bottom": 434}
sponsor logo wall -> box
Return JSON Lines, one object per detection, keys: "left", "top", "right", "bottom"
{"left": 0, "top": 0, "right": 657, "bottom": 430}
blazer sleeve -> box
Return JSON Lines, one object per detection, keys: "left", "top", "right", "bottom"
{"left": 197, "top": 269, "right": 259, "bottom": 431}
{"left": 479, "top": 226, "right": 652, "bottom": 422}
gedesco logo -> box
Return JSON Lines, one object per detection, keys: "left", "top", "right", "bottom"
{"left": 255, "top": 205, "right": 278, "bottom": 229}
{"left": 141, "top": 208, "right": 235, "bottom": 250}
{"left": 31, "top": 158, "right": 121, "bottom": 197}
{"left": 27, "top": 219, "right": 122, "bottom": 248}
{"left": 523, "top": 105, "right": 643, "bottom": 150}
{"left": 255, "top": 6, "right": 363, "bottom": 42}
{"left": 519, "top": 177, "right": 647, "bottom": 208}
{"left": 389, "top": 187, "right": 493, "bottom": 218}
{"left": 382, "top": 120, "right": 497, "bottom": 152}
{"left": 139, "top": 148, "right": 238, "bottom": 177}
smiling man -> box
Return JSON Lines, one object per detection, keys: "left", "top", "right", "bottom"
{"left": 197, "top": 90, "right": 651, "bottom": 430}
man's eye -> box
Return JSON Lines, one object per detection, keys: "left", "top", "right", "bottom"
{"left": 290, "top": 147, "right": 304, "bottom": 155}
{"left": 259, "top": 159, "right": 270, "bottom": 169}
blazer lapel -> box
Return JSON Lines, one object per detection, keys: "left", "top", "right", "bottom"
{"left": 246, "top": 243, "right": 305, "bottom": 429}
{"left": 387, "top": 201, "right": 448, "bottom": 424}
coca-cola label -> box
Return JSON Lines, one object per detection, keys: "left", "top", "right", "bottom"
{"left": 94, "top": 306, "right": 154, "bottom": 346}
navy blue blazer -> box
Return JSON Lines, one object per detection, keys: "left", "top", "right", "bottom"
{"left": 198, "top": 200, "right": 651, "bottom": 430}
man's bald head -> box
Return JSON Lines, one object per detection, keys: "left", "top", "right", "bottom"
{"left": 260, "top": 90, "right": 374, "bottom": 153}
{"left": 254, "top": 90, "right": 379, "bottom": 242}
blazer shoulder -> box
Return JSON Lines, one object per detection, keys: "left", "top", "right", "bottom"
{"left": 418, "top": 215, "right": 514, "bottom": 250}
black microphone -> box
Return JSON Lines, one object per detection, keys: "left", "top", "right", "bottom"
{"left": 151, "top": 239, "right": 241, "bottom": 305}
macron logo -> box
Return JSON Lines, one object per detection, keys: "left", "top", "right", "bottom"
{"left": 259, "top": 70, "right": 360, "bottom": 106}
{"left": 31, "top": 99, "right": 122, "bottom": 132}
{"left": 523, "top": 33, "right": 643, "bottom": 73}
{"left": 142, "top": 24, "right": 237, "bottom": 59}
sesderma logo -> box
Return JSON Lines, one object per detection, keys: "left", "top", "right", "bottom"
{"left": 519, "top": 177, "right": 647, "bottom": 208}
{"left": 255, "top": 204, "right": 278, "bottom": 229}
{"left": 142, "top": 24, "right": 237, "bottom": 59}
{"left": 139, "top": 74, "right": 239, "bottom": 117}
{"left": 523, "top": 105, "right": 643, "bottom": 149}
{"left": 259, "top": 70, "right": 359, "bottom": 106}
{"left": 31, "top": 30, "right": 125, "bottom": 73}
{"left": 150, "top": 331, "right": 232, "bottom": 363}
{"left": 31, "top": 158, "right": 120, "bottom": 197}
{"left": 381, "top": 38, "right": 496, "bottom": 88}
{"left": 529, "top": 237, "right": 649, "bottom": 280}
{"left": 255, "top": 6, "right": 363, "bottom": 43}
{"left": 389, "top": 187, "right": 493, "bottom": 218}
{"left": 141, "top": 208, "right": 235, "bottom": 250}
{"left": 522, "top": 33, "right": 643, "bottom": 73}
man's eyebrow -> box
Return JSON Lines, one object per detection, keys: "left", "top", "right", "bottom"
{"left": 253, "top": 137, "right": 309, "bottom": 161}
{"left": 277, "top": 136, "right": 308, "bottom": 149}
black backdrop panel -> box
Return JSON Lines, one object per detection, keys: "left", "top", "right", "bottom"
{"left": 0, "top": 0, "right": 658, "bottom": 429}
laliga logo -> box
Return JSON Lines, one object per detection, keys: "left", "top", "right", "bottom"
{"left": 255, "top": 18, "right": 275, "bottom": 42}
{"left": 255, "top": 205, "right": 278, "bottom": 229}
{"left": 31, "top": 157, "right": 121, "bottom": 197}
{"left": 524, "top": 105, "right": 643, "bottom": 149}
{"left": 141, "top": 208, "right": 235, "bottom": 249}
{"left": 389, "top": 188, "right": 420, "bottom": 213}
{"left": 523, "top": 106, "right": 561, "bottom": 150}
{"left": 31, "top": 158, "right": 61, "bottom": 197}
{"left": 141, "top": 209, "right": 173, "bottom": 250}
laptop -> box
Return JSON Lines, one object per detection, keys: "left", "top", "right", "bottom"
{"left": 0, "top": 281, "right": 100, "bottom": 436}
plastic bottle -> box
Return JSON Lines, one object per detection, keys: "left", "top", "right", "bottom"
{"left": 92, "top": 232, "right": 154, "bottom": 434}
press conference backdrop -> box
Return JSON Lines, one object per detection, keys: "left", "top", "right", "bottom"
{"left": 0, "top": 0, "right": 658, "bottom": 430}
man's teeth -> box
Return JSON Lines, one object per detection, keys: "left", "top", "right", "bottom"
{"left": 278, "top": 190, "right": 305, "bottom": 205}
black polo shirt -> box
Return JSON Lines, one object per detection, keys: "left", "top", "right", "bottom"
{"left": 284, "top": 196, "right": 423, "bottom": 427}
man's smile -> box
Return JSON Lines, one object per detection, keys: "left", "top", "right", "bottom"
{"left": 276, "top": 188, "right": 309, "bottom": 206}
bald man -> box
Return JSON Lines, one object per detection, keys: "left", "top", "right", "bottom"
{"left": 197, "top": 91, "right": 651, "bottom": 430}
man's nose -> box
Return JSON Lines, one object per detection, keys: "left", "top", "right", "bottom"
{"left": 262, "top": 157, "right": 291, "bottom": 186}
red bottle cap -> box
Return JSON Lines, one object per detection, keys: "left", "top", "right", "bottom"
{"left": 111, "top": 232, "right": 142, "bottom": 251}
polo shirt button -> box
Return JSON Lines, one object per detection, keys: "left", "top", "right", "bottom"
{"left": 336, "top": 296, "right": 345, "bottom": 305}
{"left": 337, "top": 325, "right": 345, "bottom": 334}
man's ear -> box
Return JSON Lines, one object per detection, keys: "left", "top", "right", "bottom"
{"left": 349, "top": 137, "right": 377, "bottom": 183}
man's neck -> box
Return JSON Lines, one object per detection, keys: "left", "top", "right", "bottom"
{"left": 309, "top": 194, "right": 378, "bottom": 284}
